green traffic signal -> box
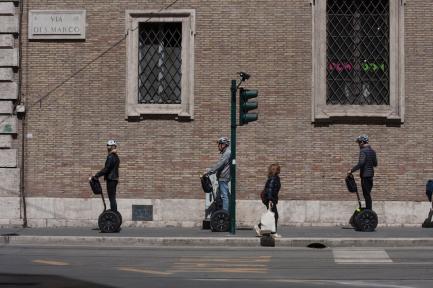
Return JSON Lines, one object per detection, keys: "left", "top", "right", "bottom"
{"left": 239, "top": 88, "right": 258, "bottom": 126}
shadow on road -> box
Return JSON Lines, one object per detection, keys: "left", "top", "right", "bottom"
{"left": 0, "top": 273, "right": 115, "bottom": 288}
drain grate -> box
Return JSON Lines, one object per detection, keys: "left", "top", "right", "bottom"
{"left": 307, "top": 243, "right": 327, "bottom": 249}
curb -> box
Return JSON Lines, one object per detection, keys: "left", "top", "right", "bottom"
{"left": 2, "top": 235, "right": 433, "bottom": 248}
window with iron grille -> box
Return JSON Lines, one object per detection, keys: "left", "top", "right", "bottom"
{"left": 312, "top": 1, "right": 404, "bottom": 122}
{"left": 326, "top": 0, "right": 390, "bottom": 105}
{"left": 126, "top": 10, "right": 195, "bottom": 120}
{"left": 138, "top": 22, "right": 182, "bottom": 104}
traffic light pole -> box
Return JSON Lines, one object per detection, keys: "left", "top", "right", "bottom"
{"left": 229, "top": 79, "right": 237, "bottom": 234}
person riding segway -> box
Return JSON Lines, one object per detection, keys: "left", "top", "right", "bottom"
{"left": 422, "top": 180, "right": 433, "bottom": 228}
{"left": 347, "top": 135, "right": 378, "bottom": 232}
{"left": 90, "top": 140, "right": 122, "bottom": 233}
{"left": 200, "top": 173, "right": 230, "bottom": 232}
{"left": 203, "top": 136, "right": 231, "bottom": 232}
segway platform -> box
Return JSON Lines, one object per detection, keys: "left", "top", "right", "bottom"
{"left": 345, "top": 174, "right": 378, "bottom": 232}
{"left": 89, "top": 177, "right": 122, "bottom": 233}
{"left": 422, "top": 180, "right": 433, "bottom": 228}
{"left": 260, "top": 234, "right": 275, "bottom": 247}
{"left": 200, "top": 174, "right": 230, "bottom": 232}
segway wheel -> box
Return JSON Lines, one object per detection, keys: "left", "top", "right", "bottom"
{"left": 355, "top": 209, "right": 378, "bottom": 232}
{"left": 260, "top": 234, "right": 275, "bottom": 247}
{"left": 109, "top": 210, "right": 122, "bottom": 225}
{"left": 349, "top": 209, "right": 360, "bottom": 228}
{"left": 422, "top": 218, "right": 433, "bottom": 228}
{"left": 202, "top": 219, "right": 211, "bottom": 230}
{"left": 98, "top": 210, "right": 121, "bottom": 233}
{"left": 210, "top": 210, "right": 230, "bottom": 232}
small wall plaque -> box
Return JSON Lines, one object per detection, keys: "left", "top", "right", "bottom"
{"left": 132, "top": 205, "right": 153, "bottom": 221}
{"left": 28, "top": 10, "right": 86, "bottom": 40}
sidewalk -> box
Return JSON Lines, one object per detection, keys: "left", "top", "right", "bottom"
{"left": 1, "top": 226, "right": 433, "bottom": 248}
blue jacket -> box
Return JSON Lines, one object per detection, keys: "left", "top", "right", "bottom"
{"left": 351, "top": 145, "right": 377, "bottom": 178}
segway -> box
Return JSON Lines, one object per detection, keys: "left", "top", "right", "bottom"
{"left": 260, "top": 235, "right": 275, "bottom": 247}
{"left": 422, "top": 180, "right": 433, "bottom": 228}
{"left": 345, "top": 174, "right": 378, "bottom": 232}
{"left": 89, "top": 177, "right": 122, "bottom": 233}
{"left": 200, "top": 174, "right": 230, "bottom": 232}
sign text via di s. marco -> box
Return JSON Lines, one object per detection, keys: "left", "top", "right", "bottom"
{"left": 28, "top": 10, "right": 86, "bottom": 40}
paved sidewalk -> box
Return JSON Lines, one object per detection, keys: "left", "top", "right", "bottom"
{"left": 1, "top": 226, "right": 432, "bottom": 248}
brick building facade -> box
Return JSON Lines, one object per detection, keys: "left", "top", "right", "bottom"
{"left": 1, "top": 0, "right": 432, "bottom": 227}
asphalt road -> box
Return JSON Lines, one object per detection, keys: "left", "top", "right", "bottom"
{"left": 0, "top": 245, "right": 432, "bottom": 288}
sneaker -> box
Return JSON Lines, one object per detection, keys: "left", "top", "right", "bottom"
{"left": 271, "top": 233, "right": 282, "bottom": 238}
{"left": 254, "top": 225, "right": 261, "bottom": 237}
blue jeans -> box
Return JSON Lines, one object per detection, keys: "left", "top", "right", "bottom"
{"left": 218, "top": 181, "right": 230, "bottom": 212}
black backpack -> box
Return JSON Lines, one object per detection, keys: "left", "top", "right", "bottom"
{"left": 345, "top": 174, "right": 357, "bottom": 193}
{"left": 89, "top": 177, "right": 102, "bottom": 195}
{"left": 426, "top": 180, "right": 433, "bottom": 202}
{"left": 201, "top": 174, "right": 213, "bottom": 194}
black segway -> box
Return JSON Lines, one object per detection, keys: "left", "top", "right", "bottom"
{"left": 89, "top": 177, "right": 122, "bottom": 233}
{"left": 422, "top": 180, "right": 433, "bottom": 228}
{"left": 345, "top": 174, "right": 378, "bottom": 232}
{"left": 200, "top": 174, "right": 230, "bottom": 232}
{"left": 260, "top": 235, "right": 275, "bottom": 247}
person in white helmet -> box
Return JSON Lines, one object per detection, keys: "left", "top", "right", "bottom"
{"left": 94, "top": 140, "right": 120, "bottom": 212}
{"left": 205, "top": 137, "right": 231, "bottom": 212}
{"left": 348, "top": 135, "right": 377, "bottom": 210}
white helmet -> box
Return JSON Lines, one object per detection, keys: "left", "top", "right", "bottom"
{"left": 355, "top": 135, "right": 369, "bottom": 144}
{"left": 217, "top": 136, "right": 230, "bottom": 145}
{"left": 107, "top": 139, "right": 117, "bottom": 146}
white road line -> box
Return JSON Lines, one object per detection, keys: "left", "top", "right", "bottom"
{"left": 333, "top": 248, "right": 393, "bottom": 264}
{"left": 118, "top": 267, "right": 172, "bottom": 275}
{"left": 193, "top": 278, "right": 416, "bottom": 288}
{"left": 32, "top": 259, "right": 70, "bottom": 266}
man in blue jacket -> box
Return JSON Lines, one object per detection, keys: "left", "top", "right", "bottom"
{"left": 348, "top": 135, "right": 377, "bottom": 210}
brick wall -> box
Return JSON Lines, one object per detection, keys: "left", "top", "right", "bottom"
{"left": 20, "top": 0, "right": 433, "bottom": 203}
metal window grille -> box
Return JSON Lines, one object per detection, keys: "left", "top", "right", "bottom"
{"left": 326, "top": 0, "right": 389, "bottom": 105}
{"left": 138, "top": 22, "right": 182, "bottom": 104}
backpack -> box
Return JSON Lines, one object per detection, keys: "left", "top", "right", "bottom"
{"left": 345, "top": 174, "right": 357, "bottom": 193}
{"left": 201, "top": 174, "right": 213, "bottom": 194}
{"left": 426, "top": 180, "right": 433, "bottom": 202}
{"left": 89, "top": 177, "right": 102, "bottom": 195}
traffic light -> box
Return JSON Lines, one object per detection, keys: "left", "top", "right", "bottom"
{"left": 239, "top": 88, "right": 258, "bottom": 126}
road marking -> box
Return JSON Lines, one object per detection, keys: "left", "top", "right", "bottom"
{"left": 329, "top": 280, "right": 416, "bottom": 288}
{"left": 171, "top": 256, "right": 271, "bottom": 273}
{"left": 171, "top": 267, "right": 267, "bottom": 273}
{"left": 333, "top": 248, "right": 393, "bottom": 264}
{"left": 118, "top": 267, "right": 172, "bottom": 276}
{"left": 32, "top": 259, "right": 69, "bottom": 266}
{"left": 177, "top": 256, "right": 271, "bottom": 263}
{"left": 194, "top": 279, "right": 416, "bottom": 288}
{"left": 172, "top": 263, "right": 266, "bottom": 267}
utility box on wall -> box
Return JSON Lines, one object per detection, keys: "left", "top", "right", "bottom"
{"left": 132, "top": 205, "right": 153, "bottom": 221}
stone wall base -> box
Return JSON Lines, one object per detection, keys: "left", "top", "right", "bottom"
{"left": 0, "top": 197, "right": 430, "bottom": 228}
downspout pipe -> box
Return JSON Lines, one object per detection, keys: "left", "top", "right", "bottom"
{"left": 17, "top": 0, "right": 27, "bottom": 228}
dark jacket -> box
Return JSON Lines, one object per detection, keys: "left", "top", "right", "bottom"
{"left": 96, "top": 152, "right": 120, "bottom": 181}
{"left": 263, "top": 175, "right": 281, "bottom": 204}
{"left": 351, "top": 145, "right": 377, "bottom": 178}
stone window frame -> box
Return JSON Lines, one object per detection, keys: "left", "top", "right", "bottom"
{"left": 311, "top": 0, "right": 405, "bottom": 123}
{"left": 125, "top": 9, "right": 195, "bottom": 120}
